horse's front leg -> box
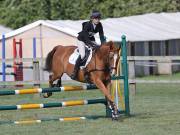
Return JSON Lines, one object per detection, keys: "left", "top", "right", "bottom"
{"left": 92, "top": 77, "right": 119, "bottom": 120}
{"left": 105, "top": 80, "right": 119, "bottom": 120}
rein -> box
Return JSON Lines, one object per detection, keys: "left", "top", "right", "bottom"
{"left": 83, "top": 44, "right": 120, "bottom": 83}
{"left": 87, "top": 47, "right": 111, "bottom": 74}
{"left": 86, "top": 46, "right": 118, "bottom": 74}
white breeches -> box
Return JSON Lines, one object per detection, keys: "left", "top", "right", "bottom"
{"left": 77, "top": 40, "right": 86, "bottom": 59}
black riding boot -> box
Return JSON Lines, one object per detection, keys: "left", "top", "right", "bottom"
{"left": 70, "top": 56, "right": 81, "bottom": 80}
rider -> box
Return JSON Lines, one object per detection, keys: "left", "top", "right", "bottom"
{"left": 71, "top": 10, "right": 106, "bottom": 79}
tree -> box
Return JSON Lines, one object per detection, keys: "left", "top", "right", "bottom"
{"left": 0, "top": 0, "right": 179, "bottom": 29}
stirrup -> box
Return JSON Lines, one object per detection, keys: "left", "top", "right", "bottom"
{"left": 70, "top": 73, "right": 76, "bottom": 80}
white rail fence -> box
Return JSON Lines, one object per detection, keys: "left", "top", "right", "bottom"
{"left": 0, "top": 56, "right": 180, "bottom": 87}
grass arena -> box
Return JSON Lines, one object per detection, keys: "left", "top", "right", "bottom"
{"left": 0, "top": 81, "right": 180, "bottom": 135}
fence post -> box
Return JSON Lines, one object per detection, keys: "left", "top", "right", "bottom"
{"left": 121, "top": 35, "right": 130, "bottom": 115}
{"left": 33, "top": 61, "right": 40, "bottom": 87}
{"left": 129, "top": 60, "right": 136, "bottom": 95}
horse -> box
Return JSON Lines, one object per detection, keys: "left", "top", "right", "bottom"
{"left": 44, "top": 41, "right": 120, "bottom": 120}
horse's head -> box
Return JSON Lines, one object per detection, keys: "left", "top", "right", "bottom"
{"left": 100, "top": 41, "right": 120, "bottom": 76}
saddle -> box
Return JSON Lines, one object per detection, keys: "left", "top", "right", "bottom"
{"left": 79, "top": 47, "right": 91, "bottom": 66}
{"left": 69, "top": 46, "right": 92, "bottom": 69}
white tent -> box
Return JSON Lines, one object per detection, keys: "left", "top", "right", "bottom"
{"left": 46, "top": 12, "right": 180, "bottom": 42}
{"left": 2, "top": 12, "right": 180, "bottom": 42}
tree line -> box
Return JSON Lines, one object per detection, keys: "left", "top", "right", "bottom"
{"left": 0, "top": 0, "right": 179, "bottom": 29}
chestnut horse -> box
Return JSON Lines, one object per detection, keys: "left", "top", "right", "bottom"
{"left": 44, "top": 41, "right": 120, "bottom": 120}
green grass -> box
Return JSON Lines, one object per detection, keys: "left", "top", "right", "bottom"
{"left": 0, "top": 82, "right": 180, "bottom": 135}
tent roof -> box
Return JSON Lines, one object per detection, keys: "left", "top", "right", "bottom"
{"left": 2, "top": 12, "right": 180, "bottom": 42}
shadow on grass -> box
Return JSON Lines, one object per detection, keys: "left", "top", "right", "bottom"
{"left": 129, "top": 112, "right": 160, "bottom": 120}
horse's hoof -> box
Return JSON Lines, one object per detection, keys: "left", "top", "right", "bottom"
{"left": 42, "top": 92, "right": 52, "bottom": 98}
{"left": 111, "top": 112, "right": 120, "bottom": 121}
{"left": 112, "top": 115, "right": 119, "bottom": 121}
{"left": 108, "top": 102, "right": 120, "bottom": 121}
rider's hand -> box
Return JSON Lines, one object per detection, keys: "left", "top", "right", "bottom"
{"left": 92, "top": 45, "right": 100, "bottom": 51}
{"left": 86, "top": 44, "right": 91, "bottom": 48}
{"left": 91, "top": 41, "right": 98, "bottom": 46}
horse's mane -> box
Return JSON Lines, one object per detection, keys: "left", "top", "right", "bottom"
{"left": 100, "top": 41, "right": 115, "bottom": 51}
{"left": 94, "top": 41, "right": 114, "bottom": 59}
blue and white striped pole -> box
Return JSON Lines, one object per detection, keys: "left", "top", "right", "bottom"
{"left": 2, "top": 34, "right": 6, "bottom": 81}
{"left": 33, "top": 37, "right": 36, "bottom": 59}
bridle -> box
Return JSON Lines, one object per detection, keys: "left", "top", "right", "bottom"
{"left": 108, "top": 48, "right": 120, "bottom": 75}
{"left": 86, "top": 44, "right": 120, "bottom": 75}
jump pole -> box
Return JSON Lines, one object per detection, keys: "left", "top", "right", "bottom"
{"left": 1, "top": 117, "right": 86, "bottom": 125}
{"left": 0, "top": 98, "right": 106, "bottom": 110}
{"left": 0, "top": 84, "right": 98, "bottom": 96}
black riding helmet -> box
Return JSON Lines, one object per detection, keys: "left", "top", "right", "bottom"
{"left": 90, "top": 10, "right": 101, "bottom": 19}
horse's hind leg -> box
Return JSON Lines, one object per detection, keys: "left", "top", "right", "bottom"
{"left": 43, "top": 74, "right": 59, "bottom": 98}
{"left": 49, "top": 74, "right": 55, "bottom": 87}
{"left": 55, "top": 78, "right": 62, "bottom": 87}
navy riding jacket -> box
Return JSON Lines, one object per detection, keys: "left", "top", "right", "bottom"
{"left": 77, "top": 21, "right": 106, "bottom": 46}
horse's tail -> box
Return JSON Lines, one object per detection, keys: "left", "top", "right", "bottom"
{"left": 44, "top": 46, "right": 58, "bottom": 72}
